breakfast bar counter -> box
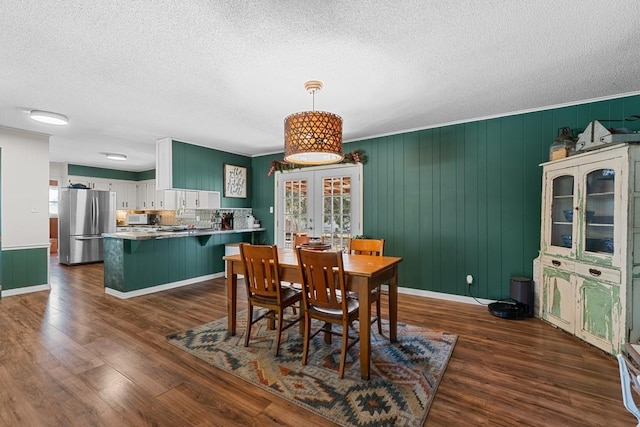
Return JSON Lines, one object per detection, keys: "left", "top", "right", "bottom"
{"left": 103, "top": 228, "right": 264, "bottom": 298}
{"left": 103, "top": 227, "right": 265, "bottom": 241}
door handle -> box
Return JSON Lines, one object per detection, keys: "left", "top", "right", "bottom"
{"left": 589, "top": 268, "right": 602, "bottom": 277}
{"left": 552, "top": 260, "right": 561, "bottom": 267}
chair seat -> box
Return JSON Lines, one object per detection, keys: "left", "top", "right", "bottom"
{"left": 251, "top": 287, "right": 301, "bottom": 305}
{"left": 309, "top": 298, "right": 359, "bottom": 317}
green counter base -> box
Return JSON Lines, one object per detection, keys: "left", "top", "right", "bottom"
{"left": 104, "top": 232, "right": 247, "bottom": 296}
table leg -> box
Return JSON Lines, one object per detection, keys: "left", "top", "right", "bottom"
{"left": 226, "top": 260, "right": 237, "bottom": 336}
{"left": 389, "top": 266, "right": 398, "bottom": 343}
{"left": 359, "top": 282, "right": 372, "bottom": 380}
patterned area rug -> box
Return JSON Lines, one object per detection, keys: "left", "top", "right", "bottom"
{"left": 167, "top": 311, "right": 457, "bottom": 427}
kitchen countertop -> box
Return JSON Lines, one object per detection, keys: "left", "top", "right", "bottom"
{"left": 103, "top": 227, "right": 265, "bottom": 241}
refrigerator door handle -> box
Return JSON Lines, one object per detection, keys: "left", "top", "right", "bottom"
{"left": 92, "top": 196, "right": 97, "bottom": 230}
{"left": 95, "top": 196, "right": 99, "bottom": 229}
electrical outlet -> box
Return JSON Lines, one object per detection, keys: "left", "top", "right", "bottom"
{"left": 466, "top": 274, "right": 473, "bottom": 285}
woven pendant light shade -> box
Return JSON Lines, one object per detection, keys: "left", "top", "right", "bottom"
{"left": 284, "top": 80, "right": 343, "bottom": 165}
{"left": 284, "top": 111, "right": 343, "bottom": 165}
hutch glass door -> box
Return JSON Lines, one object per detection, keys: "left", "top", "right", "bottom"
{"left": 550, "top": 174, "right": 575, "bottom": 249}
{"left": 584, "top": 168, "right": 615, "bottom": 255}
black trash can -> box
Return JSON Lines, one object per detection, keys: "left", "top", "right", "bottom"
{"left": 510, "top": 277, "right": 534, "bottom": 317}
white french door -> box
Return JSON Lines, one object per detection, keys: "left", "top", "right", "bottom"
{"left": 275, "top": 164, "right": 362, "bottom": 251}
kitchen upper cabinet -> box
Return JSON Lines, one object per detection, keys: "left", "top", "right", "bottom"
{"left": 137, "top": 180, "right": 157, "bottom": 210}
{"left": 111, "top": 180, "right": 137, "bottom": 210}
{"left": 156, "top": 189, "right": 177, "bottom": 210}
{"left": 67, "top": 176, "right": 111, "bottom": 191}
{"left": 175, "top": 190, "right": 199, "bottom": 209}
{"left": 136, "top": 180, "right": 181, "bottom": 210}
{"left": 539, "top": 144, "right": 637, "bottom": 355}
{"left": 198, "top": 191, "right": 220, "bottom": 209}
{"left": 174, "top": 190, "right": 219, "bottom": 210}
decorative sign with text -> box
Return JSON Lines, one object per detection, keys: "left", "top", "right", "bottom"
{"left": 224, "top": 164, "right": 247, "bottom": 198}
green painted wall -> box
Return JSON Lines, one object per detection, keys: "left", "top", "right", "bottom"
{"left": 68, "top": 165, "right": 155, "bottom": 181}
{"left": 68, "top": 164, "right": 141, "bottom": 180}
{"left": 171, "top": 140, "right": 252, "bottom": 208}
{"left": 137, "top": 169, "right": 155, "bottom": 180}
{"left": 1, "top": 248, "right": 48, "bottom": 290}
{"left": 251, "top": 94, "right": 640, "bottom": 300}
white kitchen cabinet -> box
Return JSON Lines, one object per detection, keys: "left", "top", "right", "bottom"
{"left": 67, "top": 176, "right": 111, "bottom": 191}
{"left": 112, "top": 180, "right": 137, "bottom": 210}
{"left": 539, "top": 143, "right": 637, "bottom": 354}
{"left": 137, "top": 180, "right": 158, "bottom": 210}
{"left": 175, "top": 190, "right": 220, "bottom": 210}
{"left": 156, "top": 189, "right": 177, "bottom": 210}
{"left": 183, "top": 191, "right": 199, "bottom": 209}
{"left": 198, "top": 191, "right": 221, "bottom": 209}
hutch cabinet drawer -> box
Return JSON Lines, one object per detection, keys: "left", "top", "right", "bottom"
{"left": 574, "top": 262, "right": 620, "bottom": 285}
{"left": 541, "top": 256, "right": 575, "bottom": 271}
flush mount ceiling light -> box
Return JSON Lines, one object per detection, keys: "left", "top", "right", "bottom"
{"left": 105, "top": 153, "right": 127, "bottom": 161}
{"left": 284, "top": 80, "right": 343, "bottom": 165}
{"left": 29, "top": 110, "right": 69, "bottom": 125}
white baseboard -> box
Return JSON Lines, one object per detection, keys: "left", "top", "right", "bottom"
{"left": 1, "top": 284, "right": 51, "bottom": 297}
{"left": 388, "top": 285, "right": 495, "bottom": 306}
{"left": 105, "top": 272, "right": 225, "bottom": 299}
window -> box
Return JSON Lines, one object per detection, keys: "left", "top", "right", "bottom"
{"left": 49, "top": 180, "right": 59, "bottom": 217}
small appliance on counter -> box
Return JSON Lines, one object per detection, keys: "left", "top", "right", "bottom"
{"left": 126, "top": 213, "right": 148, "bottom": 225}
{"left": 222, "top": 212, "right": 234, "bottom": 230}
{"left": 148, "top": 213, "right": 160, "bottom": 225}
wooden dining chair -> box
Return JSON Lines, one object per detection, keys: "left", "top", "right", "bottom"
{"left": 239, "top": 243, "right": 303, "bottom": 356}
{"left": 347, "top": 238, "right": 385, "bottom": 334}
{"left": 295, "top": 247, "right": 360, "bottom": 379}
{"left": 286, "top": 233, "right": 312, "bottom": 315}
{"left": 293, "top": 233, "right": 311, "bottom": 247}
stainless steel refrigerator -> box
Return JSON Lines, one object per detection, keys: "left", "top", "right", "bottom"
{"left": 59, "top": 189, "right": 116, "bottom": 265}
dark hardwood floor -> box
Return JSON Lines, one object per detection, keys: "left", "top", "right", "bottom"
{"left": 0, "top": 259, "right": 631, "bottom": 426}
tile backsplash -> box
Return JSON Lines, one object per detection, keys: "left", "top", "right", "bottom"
{"left": 120, "top": 208, "right": 257, "bottom": 230}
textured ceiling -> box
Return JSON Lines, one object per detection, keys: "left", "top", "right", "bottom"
{"left": 1, "top": 0, "right": 639, "bottom": 171}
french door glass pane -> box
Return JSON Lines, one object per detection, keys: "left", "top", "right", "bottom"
{"left": 283, "top": 179, "right": 308, "bottom": 248}
{"left": 321, "top": 176, "right": 351, "bottom": 251}
{"left": 585, "top": 169, "right": 614, "bottom": 254}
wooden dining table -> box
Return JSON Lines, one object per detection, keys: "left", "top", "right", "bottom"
{"left": 223, "top": 247, "right": 403, "bottom": 380}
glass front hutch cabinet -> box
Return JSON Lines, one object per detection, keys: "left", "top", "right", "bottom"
{"left": 539, "top": 143, "right": 638, "bottom": 354}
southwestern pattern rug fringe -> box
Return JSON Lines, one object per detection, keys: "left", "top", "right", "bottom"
{"left": 167, "top": 311, "right": 457, "bottom": 427}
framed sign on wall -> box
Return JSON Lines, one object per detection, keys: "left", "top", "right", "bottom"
{"left": 224, "top": 164, "right": 247, "bottom": 198}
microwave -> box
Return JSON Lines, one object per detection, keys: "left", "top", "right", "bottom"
{"left": 126, "top": 213, "right": 148, "bottom": 225}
